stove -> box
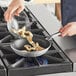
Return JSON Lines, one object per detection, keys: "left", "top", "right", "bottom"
{"left": 0, "top": 58, "right": 6, "bottom": 76}
{"left": 0, "top": 5, "right": 72, "bottom": 76}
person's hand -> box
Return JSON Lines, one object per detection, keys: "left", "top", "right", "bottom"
{"left": 4, "top": 0, "right": 24, "bottom": 22}
{"left": 59, "top": 22, "right": 76, "bottom": 37}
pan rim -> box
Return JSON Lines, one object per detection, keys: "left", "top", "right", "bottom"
{"left": 10, "top": 43, "right": 51, "bottom": 57}
{"left": 10, "top": 42, "right": 51, "bottom": 53}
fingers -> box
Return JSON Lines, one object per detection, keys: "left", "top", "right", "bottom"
{"left": 60, "top": 24, "right": 71, "bottom": 37}
{"left": 4, "top": 7, "right": 22, "bottom": 22}
{"left": 4, "top": 0, "right": 25, "bottom": 22}
{"left": 4, "top": 9, "right": 12, "bottom": 22}
{"left": 14, "top": 6, "right": 24, "bottom": 16}
{"left": 16, "top": 6, "right": 24, "bottom": 15}
{"left": 59, "top": 27, "right": 63, "bottom": 32}
{"left": 59, "top": 23, "right": 69, "bottom": 32}
{"left": 59, "top": 23, "right": 72, "bottom": 37}
{"left": 4, "top": 7, "right": 17, "bottom": 22}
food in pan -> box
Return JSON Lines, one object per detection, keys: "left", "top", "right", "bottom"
{"left": 24, "top": 42, "right": 44, "bottom": 51}
{"left": 12, "top": 26, "right": 44, "bottom": 51}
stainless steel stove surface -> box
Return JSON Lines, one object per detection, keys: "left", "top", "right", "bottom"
{"left": 0, "top": 6, "right": 72, "bottom": 76}
{"left": 0, "top": 59, "right": 6, "bottom": 76}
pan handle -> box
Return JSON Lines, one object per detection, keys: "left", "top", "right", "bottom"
{"left": 49, "top": 32, "right": 61, "bottom": 41}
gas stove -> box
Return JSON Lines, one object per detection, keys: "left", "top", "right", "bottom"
{"left": 0, "top": 5, "right": 72, "bottom": 76}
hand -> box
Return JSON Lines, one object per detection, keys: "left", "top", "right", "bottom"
{"left": 59, "top": 22, "right": 76, "bottom": 37}
{"left": 4, "top": 0, "right": 24, "bottom": 22}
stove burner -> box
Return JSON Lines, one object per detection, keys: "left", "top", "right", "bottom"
{"left": 36, "top": 57, "right": 48, "bottom": 65}
{"left": 24, "top": 58, "right": 37, "bottom": 67}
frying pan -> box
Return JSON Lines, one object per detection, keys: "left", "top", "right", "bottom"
{"left": 10, "top": 32, "right": 60, "bottom": 57}
{"left": 6, "top": 16, "right": 60, "bottom": 57}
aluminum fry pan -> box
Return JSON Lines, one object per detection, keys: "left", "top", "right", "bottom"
{"left": 10, "top": 32, "right": 60, "bottom": 57}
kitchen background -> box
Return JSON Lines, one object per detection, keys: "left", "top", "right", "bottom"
{"left": 0, "top": 0, "right": 76, "bottom": 76}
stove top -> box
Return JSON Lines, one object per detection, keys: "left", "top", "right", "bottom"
{"left": 0, "top": 6, "right": 72, "bottom": 76}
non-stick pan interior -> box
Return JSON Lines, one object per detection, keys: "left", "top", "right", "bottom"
{"left": 33, "top": 36, "right": 50, "bottom": 48}
{"left": 12, "top": 35, "right": 50, "bottom": 51}
{"left": 13, "top": 39, "right": 29, "bottom": 50}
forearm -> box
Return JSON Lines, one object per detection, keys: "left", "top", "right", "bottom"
{"left": 55, "top": 3, "right": 61, "bottom": 21}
